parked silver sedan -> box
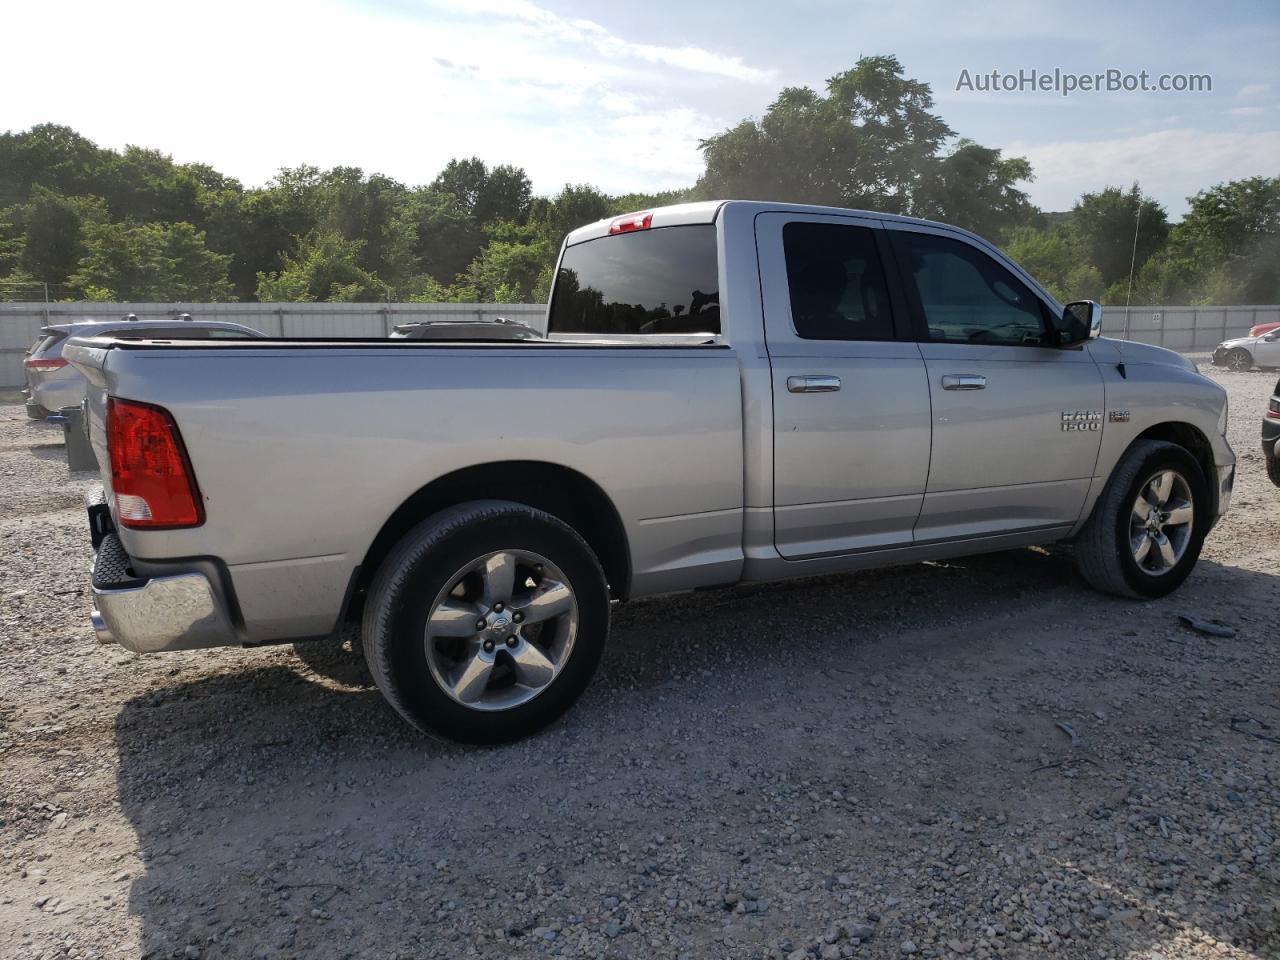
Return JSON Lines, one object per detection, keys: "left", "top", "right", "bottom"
{"left": 23, "top": 316, "right": 264, "bottom": 419}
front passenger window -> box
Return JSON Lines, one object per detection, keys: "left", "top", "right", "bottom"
{"left": 899, "top": 233, "right": 1047, "bottom": 346}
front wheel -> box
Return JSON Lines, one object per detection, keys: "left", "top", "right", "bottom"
{"left": 362, "top": 500, "right": 609, "bottom": 743}
{"left": 1226, "top": 349, "right": 1253, "bottom": 372}
{"left": 1074, "top": 440, "right": 1208, "bottom": 599}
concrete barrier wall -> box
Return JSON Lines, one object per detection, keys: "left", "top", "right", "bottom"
{"left": 1107, "top": 305, "right": 1279, "bottom": 352}
{"left": 0, "top": 301, "right": 547, "bottom": 389}
{"left": 3, "top": 301, "right": 1277, "bottom": 390}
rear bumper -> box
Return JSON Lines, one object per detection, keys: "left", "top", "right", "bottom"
{"left": 92, "top": 533, "right": 239, "bottom": 653}
{"left": 30, "top": 375, "right": 85, "bottom": 414}
{"left": 87, "top": 484, "right": 239, "bottom": 653}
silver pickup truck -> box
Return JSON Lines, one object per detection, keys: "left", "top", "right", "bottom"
{"left": 65, "top": 200, "right": 1235, "bottom": 743}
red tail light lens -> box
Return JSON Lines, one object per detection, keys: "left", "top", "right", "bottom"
{"left": 608, "top": 212, "right": 653, "bottom": 234}
{"left": 106, "top": 398, "right": 203, "bottom": 529}
{"left": 24, "top": 356, "right": 68, "bottom": 371}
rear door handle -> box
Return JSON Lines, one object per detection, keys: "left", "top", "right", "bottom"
{"left": 787, "top": 375, "right": 841, "bottom": 393}
{"left": 941, "top": 374, "right": 986, "bottom": 391}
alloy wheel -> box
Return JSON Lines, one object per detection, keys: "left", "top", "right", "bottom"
{"left": 423, "top": 550, "right": 578, "bottom": 711}
{"left": 1128, "top": 470, "right": 1194, "bottom": 576}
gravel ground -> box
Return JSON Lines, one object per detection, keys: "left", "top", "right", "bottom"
{"left": 1, "top": 367, "right": 1277, "bottom": 960}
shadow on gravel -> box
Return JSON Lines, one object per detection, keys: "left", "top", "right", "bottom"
{"left": 28, "top": 442, "right": 69, "bottom": 462}
{"left": 112, "top": 548, "right": 1280, "bottom": 958}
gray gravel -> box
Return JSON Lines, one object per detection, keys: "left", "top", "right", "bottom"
{"left": 1, "top": 367, "right": 1277, "bottom": 960}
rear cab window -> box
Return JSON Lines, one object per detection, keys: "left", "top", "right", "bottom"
{"left": 548, "top": 225, "right": 720, "bottom": 338}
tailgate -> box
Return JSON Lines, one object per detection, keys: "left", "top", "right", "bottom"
{"left": 63, "top": 338, "right": 116, "bottom": 502}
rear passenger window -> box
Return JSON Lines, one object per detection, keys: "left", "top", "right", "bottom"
{"left": 898, "top": 233, "right": 1046, "bottom": 346}
{"left": 782, "top": 222, "right": 895, "bottom": 341}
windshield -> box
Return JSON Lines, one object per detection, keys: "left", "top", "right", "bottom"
{"left": 547, "top": 225, "right": 720, "bottom": 336}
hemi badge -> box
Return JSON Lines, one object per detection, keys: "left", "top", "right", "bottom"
{"left": 1109, "top": 410, "right": 1131, "bottom": 423}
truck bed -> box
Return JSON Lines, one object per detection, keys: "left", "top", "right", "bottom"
{"left": 65, "top": 335, "right": 747, "bottom": 643}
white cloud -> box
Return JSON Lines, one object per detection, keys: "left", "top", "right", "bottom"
{"left": 1006, "top": 128, "right": 1280, "bottom": 213}
{"left": 434, "top": 0, "right": 774, "bottom": 83}
{"left": 0, "top": 0, "right": 756, "bottom": 195}
{"left": 1229, "top": 106, "right": 1266, "bottom": 117}
{"left": 1237, "top": 83, "right": 1272, "bottom": 98}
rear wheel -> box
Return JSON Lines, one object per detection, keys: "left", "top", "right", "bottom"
{"left": 1267, "top": 448, "right": 1280, "bottom": 488}
{"left": 1225, "top": 349, "right": 1253, "bottom": 372}
{"left": 1074, "top": 440, "right": 1208, "bottom": 599}
{"left": 362, "top": 500, "right": 609, "bottom": 743}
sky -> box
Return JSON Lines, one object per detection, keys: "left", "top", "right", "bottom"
{"left": 3, "top": 0, "right": 1278, "bottom": 217}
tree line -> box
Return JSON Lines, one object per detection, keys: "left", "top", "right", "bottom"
{"left": 1, "top": 56, "right": 1275, "bottom": 306}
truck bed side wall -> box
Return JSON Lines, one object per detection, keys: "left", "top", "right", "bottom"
{"left": 92, "top": 345, "right": 746, "bottom": 641}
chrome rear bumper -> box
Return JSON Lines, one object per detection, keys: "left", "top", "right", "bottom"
{"left": 91, "top": 532, "right": 238, "bottom": 653}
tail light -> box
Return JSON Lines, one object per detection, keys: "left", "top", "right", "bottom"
{"left": 1268, "top": 398, "right": 1280, "bottom": 420}
{"left": 24, "top": 356, "right": 68, "bottom": 371}
{"left": 106, "top": 398, "right": 204, "bottom": 528}
{"left": 608, "top": 212, "right": 652, "bottom": 234}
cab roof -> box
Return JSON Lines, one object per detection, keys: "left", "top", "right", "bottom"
{"left": 562, "top": 199, "right": 983, "bottom": 247}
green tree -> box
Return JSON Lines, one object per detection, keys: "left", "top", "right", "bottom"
{"left": 68, "top": 221, "right": 234, "bottom": 301}
{"left": 1003, "top": 226, "right": 1104, "bottom": 303}
{"left": 315, "top": 167, "right": 410, "bottom": 281}
{"left": 222, "top": 166, "right": 325, "bottom": 299}
{"left": 0, "top": 210, "right": 23, "bottom": 277}
{"left": 474, "top": 164, "right": 532, "bottom": 225}
{"left": 913, "top": 140, "right": 1035, "bottom": 241}
{"left": 1129, "top": 176, "right": 1280, "bottom": 305}
{"left": 428, "top": 158, "right": 532, "bottom": 226}
{"left": 100, "top": 145, "right": 204, "bottom": 224}
{"left": 255, "top": 229, "right": 384, "bottom": 302}
{"left": 1178, "top": 176, "right": 1279, "bottom": 303}
{"left": 1068, "top": 184, "right": 1168, "bottom": 291}
{"left": 697, "top": 55, "right": 953, "bottom": 212}
{"left": 609, "top": 188, "right": 694, "bottom": 213}
{"left": 534, "top": 184, "right": 613, "bottom": 245}
{"left": 464, "top": 222, "right": 555, "bottom": 302}
{"left": 10, "top": 187, "right": 108, "bottom": 284}
{"left": 430, "top": 158, "right": 489, "bottom": 214}
{"left": 394, "top": 189, "right": 484, "bottom": 283}
{"left": 0, "top": 123, "right": 108, "bottom": 208}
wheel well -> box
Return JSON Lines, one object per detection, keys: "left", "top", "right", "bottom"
{"left": 1134, "top": 421, "right": 1217, "bottom": 514}
{"left": 349, "top": 462, "right": 632, "bottom": 621}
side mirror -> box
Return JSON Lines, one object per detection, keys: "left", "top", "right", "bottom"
{"left": 1057, "top": 300, "right": 1102, "bottom": 348}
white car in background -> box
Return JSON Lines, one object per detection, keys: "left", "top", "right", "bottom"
{"left": 1211, "top": 329, "right": 1280, "bottom": 372}
{"left": 23, "top": 316, "right": 264, "bottom": 419}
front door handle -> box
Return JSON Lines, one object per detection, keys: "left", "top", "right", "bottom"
{"left": 787, "top": 375, "right": 841, "bottom": 393}
{"left": 941, "top": 374, "right": 986, "bottom": 391}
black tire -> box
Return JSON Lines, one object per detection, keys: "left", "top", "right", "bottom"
{"left": 1074, "top": 440, "right": 1209, "bottom": 599}
{"left": 1267, "top": 449, "right": 1280, "bottom": 488}
{"left": 362, "top": 500, "right": 609, "bottom": 744}
{"left": 1225, "top": 349, "right": 1253, "bottom": 372}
